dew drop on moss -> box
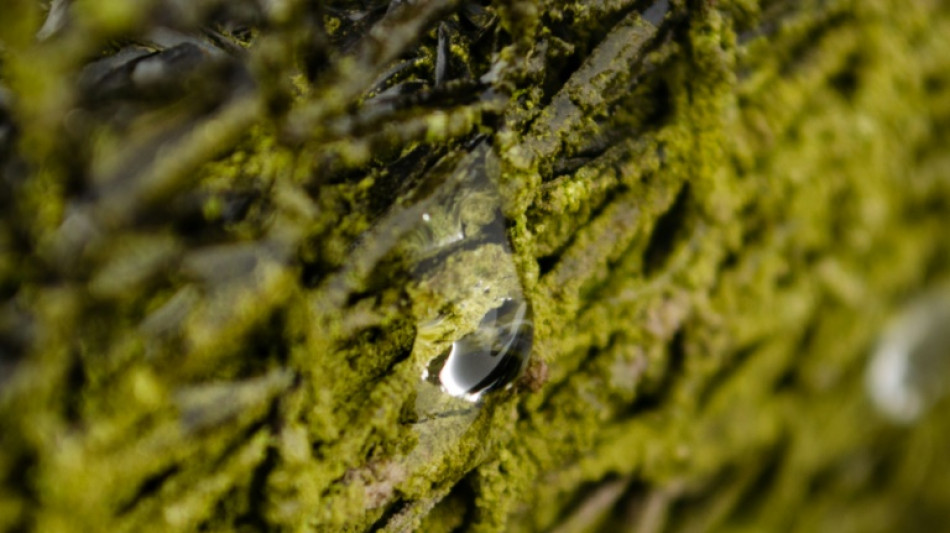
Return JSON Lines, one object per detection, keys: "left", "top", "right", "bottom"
{"left": 396, "top": 142, "right": 534, "bottom": 405}
{"left": 867, "top": 285, "right": 950, "bottom": 423}
{"left": 426, "top": 298, "right": 533, "bottom": 401}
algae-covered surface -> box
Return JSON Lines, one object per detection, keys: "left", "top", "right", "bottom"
{"left": 2, "top": 0, "right": 950, "bottom": 531}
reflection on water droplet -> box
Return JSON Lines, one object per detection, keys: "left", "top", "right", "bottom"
{"left": 395, "top": 141, "right": 533, "bottom": 406}
{"left": 426, "top": 298, "right": 533, "bottom": 402}
{"left": 337, "top": 140, "right": 532, "bottom": 518}
{"left": 867, "top": 285, "right": 950, "bottom": 423}
{"left": 306, "top": 142, "right": 533, "bottom": 525}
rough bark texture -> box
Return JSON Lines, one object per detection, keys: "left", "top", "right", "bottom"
{"left": 2, "top": 0, "right": 950, "bottom": 531}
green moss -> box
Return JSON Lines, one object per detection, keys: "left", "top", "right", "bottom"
{"left": 1, "top": 0, "right": 950, "bottom": 531}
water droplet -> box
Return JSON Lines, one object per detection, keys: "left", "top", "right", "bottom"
{"left": 867, "top": 285, "right": 950, "bottom": 423}
{"left": 426, "top": 298, "right": 533, "bottom": 401}
{"left": 329, "top": 140, "right": 532, "bottom": 512}
{"left": 394, "top": 141, "right": 533, "bottom": 404}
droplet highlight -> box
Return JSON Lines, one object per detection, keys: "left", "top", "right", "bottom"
{"left": 867, "top": 285, "right": 950, "bottom": 423}
{"left": 427, "top": 298, "right": 533, "bottom": 401}
{"left": 394, "top": 141, "right": 534, "bottom": 405}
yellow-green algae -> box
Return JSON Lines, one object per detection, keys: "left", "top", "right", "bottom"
{"left": 1, "top": 0, "right": 950, "bottom": 532}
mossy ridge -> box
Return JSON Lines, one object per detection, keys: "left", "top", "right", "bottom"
{"left": 0, "top": 0, "right": 949, "bottom": 532}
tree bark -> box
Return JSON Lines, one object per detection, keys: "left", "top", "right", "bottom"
{"left": 2, "top": 0, "right": 950, "bottom": 531}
